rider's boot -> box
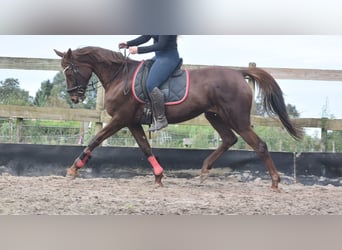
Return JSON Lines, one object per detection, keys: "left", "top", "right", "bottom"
{"left": 148, "top": 87, "right": 168, "bottom": 132}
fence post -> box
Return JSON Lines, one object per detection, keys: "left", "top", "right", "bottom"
{"left": 320, "top": 118, "right": 328, "bottom": 152}
{"left": 16, "top": 117, "right": 23, "bottom": 143}
{"left": 9, "top": 118, "right": 14, "bottom": 143}
{"left": 248, "top": 62, "right": 256, "bottom": 115}
{"left": 245, "top": 62, "right": 257, "bottom": 151}
{"left": 95, "top": 81, "right": 104, "bottom": 144}
{"left": 321, "top": 128, "right": 327, "bottom": 152}
{"left": 79, "top": 121, "right": 85, "bottom": 145}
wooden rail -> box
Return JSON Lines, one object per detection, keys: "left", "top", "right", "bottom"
{"left": 1, "top": 56, "right": 342, "bottom": 151}
{"left": 0, "top": 57, "right": 61, "bottom": 71}
{"left": 2, "top": 56, "right": 342, "bottom": 81}
{"left": 185, "top": 64, "right": 342, "bottom": 81}
{"left": 0, "top": 105, "right": 101, "bottom": 122}
{"left": 1, "top": 104, "right": 342, "bottom": 131}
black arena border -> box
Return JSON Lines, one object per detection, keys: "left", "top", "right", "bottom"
{"left": 0, "top": 144, "right": 341, "bottom": 186}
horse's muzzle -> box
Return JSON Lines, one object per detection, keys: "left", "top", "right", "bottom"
{"left": 70, "top": 95, "right": 84, "bottom": 104}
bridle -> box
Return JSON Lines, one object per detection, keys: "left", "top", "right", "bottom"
{"left": 63, "top": 50, "right": 131, "bottom": 101}
{"left": 63, "top": 62, "right": 92, "bottom": 99}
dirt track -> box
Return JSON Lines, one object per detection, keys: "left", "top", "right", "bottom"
{"left": 1, "top": 170, "right": 342, "bottom": 215}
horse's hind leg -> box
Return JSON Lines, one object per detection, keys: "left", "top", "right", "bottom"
{"left": 237, "top": 127, "right": 281, "bottom": 191}
{"left": 200, "top": 112, "right": 238, "bottom": 182}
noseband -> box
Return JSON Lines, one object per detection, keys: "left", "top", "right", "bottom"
{"left": 63, "top": 51, "right": 130, "bottom": 99}
{"left": 63, "top": 63, "right": 91, "bottom": 98}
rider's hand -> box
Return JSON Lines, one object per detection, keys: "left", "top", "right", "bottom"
{"left": 118, "top": 42, "right": 128, "bottom": 49}
{"left": 129, "top": 46, "right": 138, "bottom": 54}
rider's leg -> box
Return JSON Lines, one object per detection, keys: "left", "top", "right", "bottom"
{"left": 146, "top": 50, "right": 179, "bottom": 132}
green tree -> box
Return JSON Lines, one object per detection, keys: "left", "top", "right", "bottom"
{"left": 286, "top": 103, "right": 300, "bottom": 118}
{"left": 0, "top": 78, "right": 32, "bottom": 105}
{"left": 254, "top": 95, "right": 300, "bottom": 118}
{"left": 327, "top": 131, "right": 342, "bottom": 152}
{"left": 33, "top": 79, "right": 54, "bottom": 106}
{"left": 45, "top": 72, "right": 70, "bottom": 108}
{"left": 320, "top": 100, "right": 341, "bottom": 152}
{"left": 35, "top": 71, "right": 97, "bottom": 109}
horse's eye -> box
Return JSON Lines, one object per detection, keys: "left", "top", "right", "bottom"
{"left": 65, "top": 69, "right": 73, "bottom": 77}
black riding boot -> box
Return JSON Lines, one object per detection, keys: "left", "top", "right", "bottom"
{"left": 149, "top": 87, "right": 168, "bottom": 132}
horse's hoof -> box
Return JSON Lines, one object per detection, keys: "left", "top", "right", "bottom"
{"left": 66, "top": 174, "right": 76, "bottom": 181}
{"left": 154, "top": 174, "right": 164, "bottom": 187}
{"left": 200, "top": 172, "right": 209, "bottom": 183}
{"left": 66, "top": 167, "right": 78, "bottom": 180}
{"left": 155, "top": 182, "right": 163, "bottom": 188}
{"left": 271, "top": 178, "right": 281, "bottom": 192}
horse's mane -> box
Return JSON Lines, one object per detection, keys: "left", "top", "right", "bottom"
{"left": 73, "top": 46, "right": 129, "bottom": 65}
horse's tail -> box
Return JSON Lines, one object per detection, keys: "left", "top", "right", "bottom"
{"left": 239, "top": 67, "right": 303, "bottom": 140}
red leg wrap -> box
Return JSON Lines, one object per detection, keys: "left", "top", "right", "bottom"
{"left": 148, "top": 156, "right": 163, "bottom": 176}
{"left": 76, "top": 150, "right": 91, "bottom": 168}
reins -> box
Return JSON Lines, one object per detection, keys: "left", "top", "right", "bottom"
{"left": 64, "top": 49, "right": 131, "bottom": 98}
{"left": 86, "top": 49, "right": 130, "bottom": 95}
{"left": 122, "top": 49, "right": 130, "bottom": 95}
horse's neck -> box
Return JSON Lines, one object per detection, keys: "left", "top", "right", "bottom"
{"left": 92, "top": 63, "right": 122, "bottom": 89}
{"left": 100, "top": 60, "right": 139, "bottom": 87}
{"left": 93, "top": 60, "right": 139, "bottom": 91}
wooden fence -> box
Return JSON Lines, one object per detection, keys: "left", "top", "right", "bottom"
{"left": 1, "top": 56, "right": 342, "bottom": 151}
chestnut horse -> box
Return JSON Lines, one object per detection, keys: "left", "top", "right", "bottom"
{"left": 54, "top": 46, "right": 301, "bottom": 191}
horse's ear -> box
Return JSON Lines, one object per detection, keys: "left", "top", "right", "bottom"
{"left": 54, "top": 49, "right": 64, "bottom": 58}
{"left": 66, "top": 48, "right": 72, "bottom": 59}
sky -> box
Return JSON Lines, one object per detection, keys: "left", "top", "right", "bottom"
{"left": 1, "top": 35, "right": 342, "bottom": 124}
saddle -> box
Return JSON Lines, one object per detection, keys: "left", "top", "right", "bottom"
{"left": 132, "top": 59, "right": 190, "bottom": 125}
{"left": 132, "top": 59, "right": 190, "bottom": 105}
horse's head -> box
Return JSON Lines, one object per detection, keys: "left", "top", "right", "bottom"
{"left": 54, "top": 48, "right": 93, "bottom": 104}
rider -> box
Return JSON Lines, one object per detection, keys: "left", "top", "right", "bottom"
{"left": 118, "top": 35, "right": 180, "bottom": 131}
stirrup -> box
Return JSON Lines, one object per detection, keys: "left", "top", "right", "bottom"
{"left": 148, "top": 119, "right": 168, "bottom": 132}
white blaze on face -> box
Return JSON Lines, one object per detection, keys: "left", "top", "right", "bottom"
{"left": 63, "top": 65, "right": 70, "bottom": 80}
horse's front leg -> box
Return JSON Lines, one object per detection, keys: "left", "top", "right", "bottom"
{"left": 128, "top": 124, "right": 164, "bottom": 186}
{"left": 67, "top": 118, "right": 124, "bottom": 179}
